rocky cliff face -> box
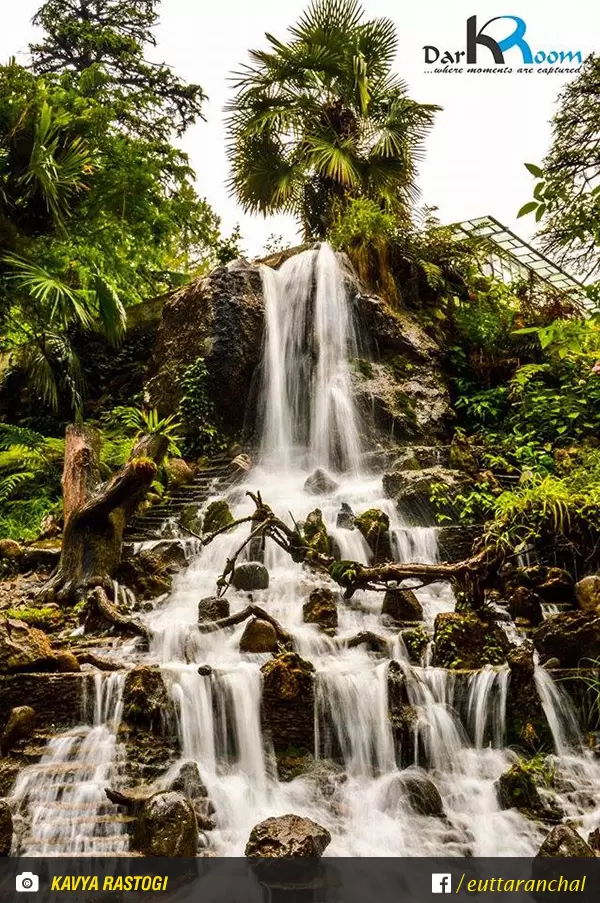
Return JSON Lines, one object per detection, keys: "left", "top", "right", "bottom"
{"left": 144, "top": 251, "right": 453, "bottom": 445}
{"left": 144, "top": 259, "right": 265, "bottom": 436}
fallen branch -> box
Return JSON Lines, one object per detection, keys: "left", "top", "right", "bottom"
{"left": 198, "top": 603, "right": 291, "bottom": 644}
{"left": 82, "top": 587, "right": 150, "bottom": 640}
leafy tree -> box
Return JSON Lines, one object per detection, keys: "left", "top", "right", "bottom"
{"left": 227, "top": 0, "right": 438, "bottom": 238}
{"left": 30, "top": 0, "right": 206, "bottom": 141}
{"left": 517, "top": 54, "right": 600, "bottom": 283}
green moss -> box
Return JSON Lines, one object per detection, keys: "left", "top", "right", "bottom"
{"left": 355, "top": 508, "right": 392, "bottom": 564}
{"left": 353, "top": 358, "right": 374, "bottom": 379}
{"left": 393, "top": 390, "right": 418, "bottom": 425}
{"left": 402, "top": 624, "right": 430, "bottom": 663}
{"left": 202, "top": 499, "right": 234, "bottom": 535}
{"left": 2, "top": 607, "right": 62, "bottom": 630}
{"left": 384, "top": 354, "right": 414, "bottom": 382}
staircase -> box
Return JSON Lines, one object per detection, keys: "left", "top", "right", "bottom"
{"left": 125, "top": 456, "right": 239, "bottom": 542}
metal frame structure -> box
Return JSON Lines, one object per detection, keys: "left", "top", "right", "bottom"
{"left": 452, "top": 215, "right": 590, "bottom": 308}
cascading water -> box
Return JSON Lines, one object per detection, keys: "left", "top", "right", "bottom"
{"left": 13, "top": 243, "right": 600, "bottom": 858}
{"left": 144, "top": 243, "right": 600, "bottom": 856}
{"left": 10, "top": 673, "right": 128, "bottom": 855}
{"left": 260, "top": 243, "right": 362, "bottom": 472}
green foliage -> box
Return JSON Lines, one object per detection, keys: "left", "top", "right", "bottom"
{"left": 1, "top": 607, "right": 61, "bottom": 630}
{"left": 517, "top": 54, "right": 600, "bottom": 282}
{"left": 329, "top": 197, "right": 474, "bottom": 308}
{"left": 226, "top": 0, "right": 438, "bottom": 238}
{"left": 31, "top": 0, "right": 206, "bottom": 142}
{"left": 177, "top": 358, "right": 228, "bottom": 458}
{"left": 102, "top": 406, "right": 182, "bottom": 456}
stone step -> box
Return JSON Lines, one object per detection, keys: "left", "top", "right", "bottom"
{"left": 37, "top": 814, "right": 136, "bottom": 827}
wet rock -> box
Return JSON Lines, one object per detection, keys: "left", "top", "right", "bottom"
{"left": 537, "top": 824, "right": 595, "bottom": 858}
{"left": 166, "top": 458, "right": 194, "bottom": 488}
{"left": 132, "top": 791, "right": 198, "bottom": 857}
{"left": 390, "top": 449, "right": 421, "bottom": 471}
{"left": 533, "top": 612, "right": 600, "bottom": 668}
{"left": 432, "top": 612, "right": 509, "bottom": 670}
{"left": 116, "top": 541, "right": 187, "bottom": 601}
{"left": 355, "top": 508, "right": 392, "bottom": 564}
{"left": 347, "top": 631, "right": 388, "bottom": 654}
{"left": 0, "top": 759, "right": 20, "bottom": 797}
{"left": 197, "top": 665, "right": 213, "bottom": 677}
{"left": 245, "top": 814, "right": 331, "bottom": 858}
{"left": 401, "top": 625, "right": 430, "bottom": 664}
{"left": 1, "top": 705, "right": 35, "bottom": 754}
{"left": 381, "top": 772, "right": 445, "bottom": 817}
{"left": 0, "top": 619, "right": 56, "bottom": 674}
{"left": 588, "top": 827, "right": 600, "bottom": 852}
{"left": 239, "top": 618, "right": 279, "bottom": 653}
{"left": 304, "top": 469, "right": 339, "bottom": 496}
{"left": 55, "top": 651, "right": 81, "bottom": 673}
{"left": 382, "top": 467, "right": 472, "bottom": 525}
{"left": 145, "top": 259, "right": 264, "bottom": 435}
{"left": 437, "top": 526, "right": 481, "bottom": 563}
{"left": 302, "top": 509, "right": 331, "bottom": 557}
{"left": 303, "top": 588, "right": 339, "bottom": 630}
{"left": 388, "top": 661, "right": 418, "bottom": 768}
{"left": 232, "top": 562, "right": 269, "bottom": 592}
{"left": 336, "top": 502, "right": 355, "bottom": 531}
{"left": 505, "top": 643, "right": 553, "bottom": 752}
{"left": 261, "top": 652, "right": 315, "bottom": 752}
{"left": 229, "top": 453, "right": 252, "bottom": 479}
{"left": 382, "top": 587, "right": 423, "bottom": 623}
{"left": 496, "top": 762, "right": 561, "bottom": 821}
{"left": 575, "top": 575, "right": 600, "bottom": 614}
{"left": 0, "top": 539, "right": 22, "bottom": 560}
{"left": 0, "top": 800, "right": 12, "bottom": 856}
{"left": 520, "top": 566, "right": 575, "bottom": 604}
{"left": 123, "top": 666, "right": 171, "bottom": 730}
{"left": 168, "top": 761, "right": 208, "bottom": 799}
{"left": 508, "top": 587, "right": 543, "bottom": 626}
{"left": 198, "top": 596, "right": 230, "bottom": 623}
{"left": 202, "top": 499, "right": 234, "bottom": 536}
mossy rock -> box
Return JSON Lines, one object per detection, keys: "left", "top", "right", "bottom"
{"left": 432, "top": 611, "right": 509, "bottom": 670}
{"left": 401, "top": 625, "right": 430, "bottom": 664}
{"left": 355, "top": 508, "right": 392, "bottom": 564}
{"left": 261, "top": 651, "right": 315, "bottom": 700}
{"left": 302, "top": 509, "right": 331, "bottom": 557}
{"left": 495, "top": 760, "right": 561, "bottom": 822}
{"left": 202, "top": 499, "right": 234, "bottom": 536}
{"left": 1, "top": 607, "right": 62, "bottom": 632}
{"left": 180, "top": 504, "right": 202, "bottom": 535}
{"left": 303, "top": 587, "right": 339, "bottom": 630}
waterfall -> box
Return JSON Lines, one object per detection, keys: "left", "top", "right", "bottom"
{"left": 10, "top": 673, "right": 128, "bottom": 856}
{"left": 260, "top": 243, "right": 362, "bottom": 472}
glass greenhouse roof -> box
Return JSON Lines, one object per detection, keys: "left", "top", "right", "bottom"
{"left": 452, "top": 215, "right": 590, "bottom": 308}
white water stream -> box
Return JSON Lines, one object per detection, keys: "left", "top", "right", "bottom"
{"left": 11, "top": 244, "right": 600, "bottom": 856}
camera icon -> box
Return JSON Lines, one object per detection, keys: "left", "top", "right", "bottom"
{"left": 16, "top": 872, "right": 39, "bottom": 893}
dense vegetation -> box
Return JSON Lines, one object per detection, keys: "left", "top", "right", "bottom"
{"left": 0, "top": 0, "right": 599, "bottom": 574}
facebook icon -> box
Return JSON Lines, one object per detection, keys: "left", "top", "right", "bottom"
{"left": 432, "top": 874, "right": 452, "bottom": 893}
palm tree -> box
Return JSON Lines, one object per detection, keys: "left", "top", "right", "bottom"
{"left": 226, "top": 0, "right": 439, "bottom": 238}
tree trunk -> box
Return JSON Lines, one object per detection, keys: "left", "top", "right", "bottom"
{"left": 41, "top": 425, "right": 169, "bottom": 605}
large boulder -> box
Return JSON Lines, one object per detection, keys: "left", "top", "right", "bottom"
{"left": 0, "top": 620, "right": 56, "bottom": 674}
{"left": 261, "top": 652, "right": 315, "bottom": 752}
{"left": 166, "top": 458, "right": 194, "bottom": 488}
{"left": 0, "top": 800, "right": 12, "bottom": 856}
{"left": 518, "top": 566, "right": 575, "bottom": 605}
{"left": 382, "top": 587, "right": 423, "bottom": 623}
{"left": 537, "top": 824, "right": 595, "bottom": 858}
{"left": 167, "top": 761, "right": 215, "bottom": 833}
{"left": 123, "top": 666, "right": 172, "bottom": 730}
{"left": 304, "top": 469, "right": 339, "bottom": 496}
{"left": 232, "top": 562, "right": 269, "bottom": 592}
{"left": 383, "top": 467, "right": 471, "bottom": 525}
{"left": 1, "top": 705, "right": 35, "bottom": 754}
{"left": 354, "top": 509, "right": 392, "bottom": 564}
{"left": 303, "top": 588, "right": 339, "bottom": 630}
{"left": 132, "top": 791, "right": 198, "bottom": 857}
{"left": 245, "top": 814, "right": 331, "bottom": 858}
{"left": 116, "top": 541, "right": 188, "bottom": 601}
{"left": 144, "top": 259, "right": 264, "bottom": 434}
{"left": 575, "top": 575, "right": 600, "bottom": 614}
{"left": 239, "top": 618, "right": 278, "bottom": 653}
{"left": 0, "top": 540, "right": 22, "bottom": 560}
{"left": 495, "top": 762, "right": 560, "bottom": 821}
{"left": 432, "top": 612, "right": 509, "bottom": 670}
{"left": 198, "top": 596, "right": 230, "bottom": 623}
{"left": 533, "top": 612, "right": 600, "bottom": 668}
